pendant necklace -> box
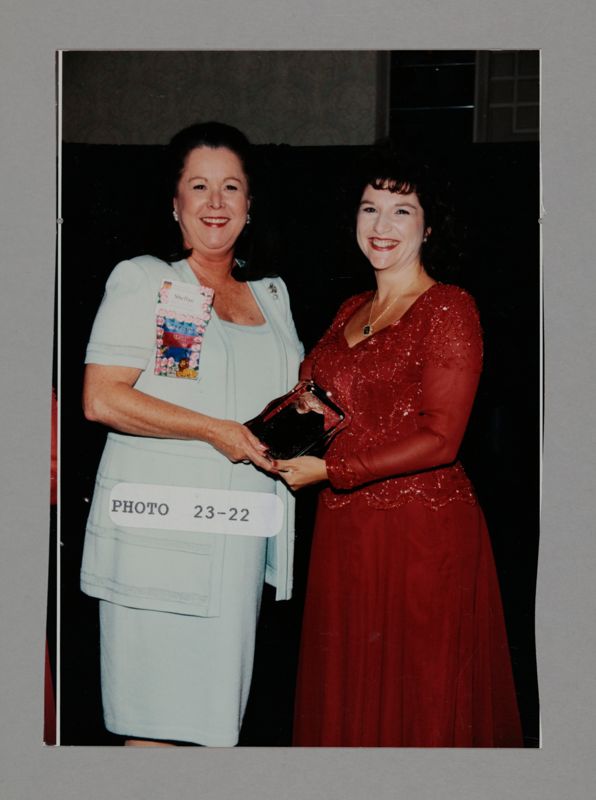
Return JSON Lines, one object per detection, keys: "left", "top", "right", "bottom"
{"left": 363, "top": 275, "right": 425, "bottom": 336}
{"left": 362, "top": 291, "right": 402, "bottom": 336}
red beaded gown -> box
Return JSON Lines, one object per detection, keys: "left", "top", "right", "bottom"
{"left": 293, "top": 283, "right": 523, "bottom": 747}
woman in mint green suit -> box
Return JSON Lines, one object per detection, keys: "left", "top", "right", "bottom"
{"left": 81, "top": 122, "right": 302, "bottom": 746}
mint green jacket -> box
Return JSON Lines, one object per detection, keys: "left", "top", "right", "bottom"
{"left": 81, "top": 255, "right": 303, "bottom": 617}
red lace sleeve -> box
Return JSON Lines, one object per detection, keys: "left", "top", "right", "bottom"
{"left": 326, "top": 288, "right": 483, "bottom": 490}
{"left": 299, "top": 293, "right": 370, "bottom": 380}
{"left": 421, "top": 287, "right": 483, "bottom": 372}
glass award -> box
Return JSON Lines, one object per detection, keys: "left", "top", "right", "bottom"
{"left": 245, "top": 380, "right": 348, "bottom": 460}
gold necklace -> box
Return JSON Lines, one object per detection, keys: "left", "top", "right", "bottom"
{"left": 362, "top": 276, "right": 425, "bottom": 336}
{"left": 363, "top": 292, "right": 399, "bottom": 336}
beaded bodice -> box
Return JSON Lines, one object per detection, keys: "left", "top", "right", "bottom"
{"left": 304, "top": 283, "right": 483, "bottom": 510}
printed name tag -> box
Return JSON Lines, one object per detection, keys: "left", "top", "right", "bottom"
{"left": 109, "top": 483, "right": 283, "bottom": 538}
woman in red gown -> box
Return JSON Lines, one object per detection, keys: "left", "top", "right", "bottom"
{"left": 275, "top": 159, "right": 523, "bottom": 747}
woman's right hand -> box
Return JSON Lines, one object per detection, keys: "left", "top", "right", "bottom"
{"left": 206, "top": 419, "right": 272, "bottom": 470}
{"left": 84, "top": 365, "right": 273, "bottom": 471}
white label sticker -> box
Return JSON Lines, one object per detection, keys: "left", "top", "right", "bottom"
{"left": 109, "top": 483, "right": 283, "bottom": 538}
{"left": 158, "top": 279, "right": 213, "bottom": 315}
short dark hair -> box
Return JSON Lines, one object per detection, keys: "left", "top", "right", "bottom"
{"left": 166, "top": 121, "right": 253, "bottom": 199}
{"left": 351, "top": 151, "right": 462, "bottom": 281}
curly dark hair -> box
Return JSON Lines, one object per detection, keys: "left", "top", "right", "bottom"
{"left": 346, "top": 150, "right": 464, "bottom": 282}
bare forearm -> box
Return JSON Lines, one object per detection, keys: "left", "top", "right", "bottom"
{"left": 83, "top": 364, "right": 271, "bottom": 467}
{"left": 84, "top": 379, "right": 217, "bottom": 442}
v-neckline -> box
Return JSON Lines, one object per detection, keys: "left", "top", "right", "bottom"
{"left": 343, "top": 283, "right": 439, "bottom": 350}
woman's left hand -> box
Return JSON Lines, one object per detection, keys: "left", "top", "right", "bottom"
{"left": 274, "top": 456, "right": 328, "bottom": 491}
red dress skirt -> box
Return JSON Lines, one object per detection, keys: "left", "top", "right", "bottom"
{"left": 293, "top": 495, "right": 523, "bottom": 747}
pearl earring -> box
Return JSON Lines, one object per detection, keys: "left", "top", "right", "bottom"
{"left": 173, "top": 209, "right": 179, "bottom": 222}
{"left": 246, "top": 213, "right": 251, "bottom": 225}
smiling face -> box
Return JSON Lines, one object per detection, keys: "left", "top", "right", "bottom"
{"left": 173, "top": 146, "right": 250, "bottom": 261}
{"left": 356, "top": 184, "right": 430, "bottom": 275}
